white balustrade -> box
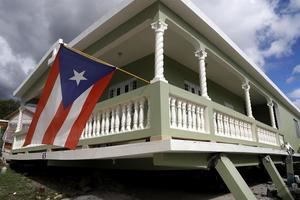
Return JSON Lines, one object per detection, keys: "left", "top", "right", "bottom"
{"left": 80, "top": 96, "right": 149, "bottom": 139}
{"left": 257, "top": 127, "right": 278, "bottom": 146}
{"left": 169, "top": 96, "right": 206, "bottom": 133}
{"left": 214, "top": 111, "right": 253, "bottom": 141}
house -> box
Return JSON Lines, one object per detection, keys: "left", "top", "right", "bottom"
{"left": 7, "top": 0, "right": 300, "bottom": 198}
{"left": 1, "top": 106, "right": 35, "bottom": 158}
{"left": 0, "top": 120, "right": 8, "bottom": 157}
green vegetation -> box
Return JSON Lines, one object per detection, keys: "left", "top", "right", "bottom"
{"left": 0, "top": 168, "right": 36, "bottom": 200}
{"left": 0, "top": 99, "right": 19, "bottom": 119}
{"left": 0, "top": 167, "right": 56, "bottom": 200}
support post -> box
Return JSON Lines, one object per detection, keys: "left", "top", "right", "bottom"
{"left": 195, "top": 49, "right": 210, "bottom": 100}
{"left": 214, "top": 155, "right": 257, "bottom": 200}
{"left": 151, "top": 19, "right": 168, "bottom": 83}
{"left": 262, "top": 155, "right": 293, "bottom": 200}
{"left": 286, "top": 156, "right": 295, "bottom": 186}
{"left": 242, "top": 79, "right": 254, "bottom": 119}
{"left": 267, "top": 99, "right": 277, "bottom": 129}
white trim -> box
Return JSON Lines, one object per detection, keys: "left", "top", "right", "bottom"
{"left": 8, "top": 139, "right": 299, "bottom": 161}
{"left": 13, "top": 39, "right": 63, "bottom": 98}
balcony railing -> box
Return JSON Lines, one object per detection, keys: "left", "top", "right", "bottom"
{"left": 12, "top": 82, "right": 284, "bottom": 153}
{"left": 81, "top": 96, "right": 149, "bottom": 139}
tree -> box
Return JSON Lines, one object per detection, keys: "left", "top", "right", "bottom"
{"left": 0, "top": 99, "right": 20, "bottom": 119}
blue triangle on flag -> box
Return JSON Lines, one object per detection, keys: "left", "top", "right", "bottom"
{"left": 58, "top": 46, "right": 115, "bottom": 108}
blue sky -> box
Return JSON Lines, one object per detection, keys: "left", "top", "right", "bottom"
{"left": 194, "top": 0, "right": 300, "bottom": 108}
{"left": 0, "top": 0, "right": 299, "bottom": 108}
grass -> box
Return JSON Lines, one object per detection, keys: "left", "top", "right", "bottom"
{"left": 0, "top": 167, "right": 57, "bottom": 200}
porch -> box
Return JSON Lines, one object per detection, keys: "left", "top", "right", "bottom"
{"left": 12, "top": 81, "right": 284, "bottom": 154}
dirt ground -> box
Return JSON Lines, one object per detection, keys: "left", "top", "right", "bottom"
{"left": 0, "top": 159, "right": 288, "bottom": 200}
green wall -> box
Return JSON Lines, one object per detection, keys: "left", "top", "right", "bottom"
{"left": 101, "top": 54, "right": 246, "bottom": 115}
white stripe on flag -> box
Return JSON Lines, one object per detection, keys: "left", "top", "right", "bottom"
{"left": 31, "top": 76, "right": 62, "bottom": 144}
{"left": 53, "top": 86, "right": 92, "bottom": 147}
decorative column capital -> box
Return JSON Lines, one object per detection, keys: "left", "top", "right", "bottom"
{"left": 267, "top": 99, "right": 274, "bottom": 107}
{"left": 151, "top": 19, "right": 168, "bottom": 32}
{"left": 242, "top": 80, "right": 250, "bottom": 90}
{"left": 195, "top": 49, "right": 207, "bottom": 60}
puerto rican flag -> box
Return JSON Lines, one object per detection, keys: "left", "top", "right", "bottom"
{"left": 23, "top": 45, "right": 116, "bottom": 149}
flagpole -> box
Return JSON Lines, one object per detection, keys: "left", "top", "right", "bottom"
{"left": 62, "top": 44, "right": 150, "bottom": 84}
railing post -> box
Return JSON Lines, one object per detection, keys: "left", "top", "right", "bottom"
{"left": 149, "top": 81, "right": 170, "bottom": 138}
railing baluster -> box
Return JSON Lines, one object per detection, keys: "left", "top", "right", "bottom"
{"left": 177, "top": 100, "right": 182, "bottom": 128}
{"left": 121, "top": 104, "right": 126, "bottom": 132}
{"left": 110, "top": 108, "right": 115, "bottom": 134}
{"left": 192, "top": 104, "right": 196, "bottom": 130}
{"left": 92, "top": 114, "right": 97, "bottom": 137}
{"left": 139, "top": 98, "right": 145, "bottom": 129}
{"left": 115, "top": 106, "right": 120, "bottom": 133}
{"left": 126, "top": 102, "right": 132, "bottom": 131}
{"left": 96, "top": 112, "right": 101, "bottom": 136}
{"left": 182, "top": 102, "right": 187, "bottom": 129}
{"left": 170, "top": 97, "right": 177, "bottom": 128}
{"left": 187, "top": 103, "right": 192, "bottom": 130}
{"left": 133, "top": 100, "right": 138, "bottom": 130}
{"left": 101, "top": 112, "right": 105, "bottom": 135}
{"left": 105, "top": 109, "right": 110, "bottom": 134}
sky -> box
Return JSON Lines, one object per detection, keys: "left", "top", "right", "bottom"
{"left": 0, "top": 0, "right": 299, "bottom": 108}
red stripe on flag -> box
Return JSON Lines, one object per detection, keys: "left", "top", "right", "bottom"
{"left": 23, "top": 54, "right": 60, "bottom": 146}
{"left": 41, "top": 102, "right": 72, "bottom": 145}
{"left": 64, "top": 71, "right": 115, "bottom": 149}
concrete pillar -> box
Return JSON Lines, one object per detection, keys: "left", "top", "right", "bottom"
{"left": 242, "top": 80, "right": 254, "bottom": 118}
{"left": 195, "top": 49, "right": 210, "bottom": 100}
{"left": 151, "top": 19, "right": 168, "bottom": 83}
{"left": 262, "top": 155, "right": 293, "bottom": 200}
{"left": 215, "top": 155, "right": 257, "bottom": 200}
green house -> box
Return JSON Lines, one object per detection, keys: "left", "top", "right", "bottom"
{"left": 8, "top": 1, "right": 300, "bottom": 198}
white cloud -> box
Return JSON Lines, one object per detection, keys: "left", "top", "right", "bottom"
{"left": 289, "top": 88, "right": 300, "bottom": 109}
{"left": 292, "top": 64, "right": 300, "bottom": 74}
{"left": 286, "top": 76, "right": 296, "bottom": 84}
{"left": 0, "top": 36, "right": 35, "bottom": 98}
{"left": 286, "top": 64, "right": 300, "bottom": 83}
{"left": 293, "top": 99, "right": 300, "bottom": 108}
{"left": 193, "top": 0, "right": 300, "bottom": 70}
{"left": 289, "top": 88, "right": 300, "bottom": 99}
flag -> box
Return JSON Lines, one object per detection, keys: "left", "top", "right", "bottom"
{"left": 23, "top": 45, "right": 116, "bottom": 149}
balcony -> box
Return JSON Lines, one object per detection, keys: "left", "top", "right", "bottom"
{"left": 12, "top": 81, "right": 285, "bottom": 154}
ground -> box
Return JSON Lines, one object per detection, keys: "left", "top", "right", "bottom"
{"left": 0, "top": 160, "right": 288, "bottom": 200}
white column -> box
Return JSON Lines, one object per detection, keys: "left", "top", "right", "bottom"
{"left": 151, "top": 19, "right": 168, "bottom": 83}
{"left": 195, "top": 49, "right": 210, "bottom": 100}
{"left": 242, "top": 80, "right": 254, "bottom": 118}
{"left": 267, "top": 99, "right": 277, "bottom": 129}
{"left": 16, "top": 106, "right": 24, "bottom": 132}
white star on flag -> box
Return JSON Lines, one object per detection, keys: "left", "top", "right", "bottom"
{"left": 69, "top": 69, "right": 87, "bottom": 85}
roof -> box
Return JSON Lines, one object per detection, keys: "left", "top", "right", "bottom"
{"left": 14, "top": 0, "right": 300, "bottom": 118}
{"left": 4, "top": 105, "right": 35, "bottom": 120}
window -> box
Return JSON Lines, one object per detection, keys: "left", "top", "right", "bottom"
{"left": 294, "top": 119, "right": 300, "bottom": 138}
{"left": 108, "top": 78, "right": 137, "bottom": 98}
{"left": 184, "top": 81, "right": 201, "bottom": 96}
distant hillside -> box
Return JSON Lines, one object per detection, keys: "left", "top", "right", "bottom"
{"left": 0, "top": 99, "right": 19, "bottom": 119}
